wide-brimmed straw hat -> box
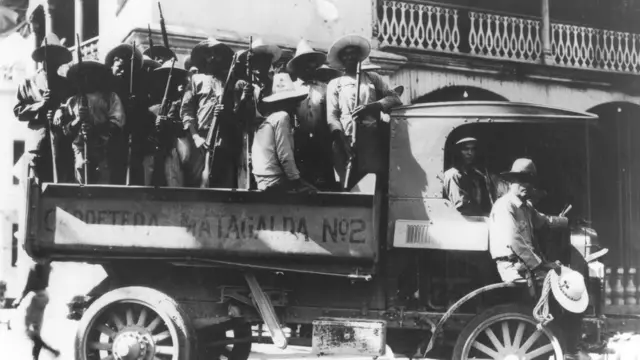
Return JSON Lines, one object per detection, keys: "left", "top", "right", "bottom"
{"left": 327, "top": 34, "right": 371, "bottom": 69}
{"left": 31, "top": 33, "right": 72, "bottom": 64}
{"left": 190, "top": 38, "right": 235, "bottom": 69}
{"left": 550, "top": 266, "right": 589, "bottom": 313}
{"left": 261, "top": 73, "right": 308, "bottom": 104}
{"left": 238, "top": 37, "right": 282, "bottom": 64}
{"left": 143, "top": 45, "right": 176, "bottom": 62}
{"left": 286, "top": 39, "right": 326, "bottom": 74}
{"left": 501, "top": 158, "right": 538, "bottom": 183}
{"left": 314, "top": 65, "right": 342, "bottom": 83}
{"left": 67, "top": 60, "right": 111, "bottom": 83}
{"left": 105, "top": 43, "right": 143, "bottom": 70}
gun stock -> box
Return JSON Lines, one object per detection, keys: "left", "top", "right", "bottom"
{"left": 42, "top": 38, "right": 59, "bottom": 183}
{"left": 240, "top": 37, "right": 253, "bottom": 189}
{"left": 147, "top": 24, "right": 155, "bottom": 59}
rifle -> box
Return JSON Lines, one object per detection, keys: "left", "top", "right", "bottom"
{"left": 241, "top": 37, "right": 253, "bottom": 189}
{"left": 147, "top": 24, "right": 154, "bottom": 60}
{"left": 158, "top": 2, "right": 171, "bottom": 52}
{"left": 126, "top": 41, "right": 136, "bottom": 186}
{"left": 152, "top": 59, "right": 175, "bottom": 186}
{"left": 201, "top": 53, "right": 239, "bottom": 188}
{"left": 76, "top": 34, "right": 90, "bottom": 185}
{"left": 343, "top": 60, "right": 362, "bottom": 190}
{"left": 42, "top": 38, "right": 58, "bottom": 183}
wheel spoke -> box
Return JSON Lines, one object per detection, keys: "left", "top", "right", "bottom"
{"left": 110, "top": 313, "right": 125, "bottom": 330}
{"left": 126, "top": 308, "right": 134, "bottom": 326}
{"left": 512, "top": 322, "right": 525, "bottom": 349}
{"left": 137, "top": 307, "right": 148, "bottom": 327}
{"left": 147, "top": 316, "right": 162, "bottom": 333}
{"left": 524, "top": 343, "right": 554, "bottom": 359}
{"left": 100, "top": 355, "right": 115, "bottom": 360}
{"left": 89, "top": 341, "right": 112, "bottom": 351}
{"left": 501, "top": 322, "right": 512, "bottom": 349}
{"left": 96, "top": 324, "right": 116, "bottom": 339}
{"left": 484, "top": 327, "right": 505, "bottom": 352}
{"left": 519, "top": 329, "right": 542, "bottom": 354}
{"left": 155, "top": 345, "right": 175, "bottom": 356}
{"left": 472, "top": 341, "right": 500, "bottom": 359}
{"left": 152, "top": 330, "right": 171, "bottom": 343}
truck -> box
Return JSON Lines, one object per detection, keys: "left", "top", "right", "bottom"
{"left": 23, "top": 101, "right": 609, "bottom": 360}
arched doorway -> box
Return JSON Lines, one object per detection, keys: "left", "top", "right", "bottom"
{"left": 412, "top": 86, "right": 508, "bottom": 104}
{"left": 588, "top": 102, "right": 640, "bottom": 271}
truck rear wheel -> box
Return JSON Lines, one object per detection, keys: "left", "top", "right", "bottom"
{"left": 452, "top": 304, "right": 563, "bottom": 360}
{"left": 74, "top": 286, "right": 196, "bottom": 360}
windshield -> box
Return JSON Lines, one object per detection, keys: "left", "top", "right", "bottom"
{"left": 445, "top": 122, "right": 592, "bottom": 218}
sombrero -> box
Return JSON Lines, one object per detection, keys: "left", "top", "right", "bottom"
{"left": 142, "top": 55, "right": 161, "bottom": 71}
{"left": 143, "top": 45, "right": 176, "bottom": 62}
{"left": 190, "top": 38, "right": 234, "bottom": 69}
{"left": 31, "top": 33, "right": 72, "bottom": 64}
{"left": 238, "top": 37, "right": 282, "bottom": 64}
{"left": 314, "top": 65, "right": 342, "bottom": 83}
{"left": 286, "top": 39, "right": 326, "bottom": 74}
{"left": 67, "top": 60, "right": 111, "bottom": 83}
{"left": 327, "top": 34, "right": 371, "bottom": 69}
{"left": 105, "top": 43, "right": 143, "bottom": 70}
{"left": 261, "top": 73, "right": 308, "bottom": 104}
{"left": 500, "top": 158, "right": 538, "bottom": 183}
{"left": 550, "top": 266, "right": 589, "bottom": 313}
{"left": 393, "top": 85, "right": 405, "bottom": 97}
{"left": 456, "top": 137, "right": 478, "bottom": 146}
{"left": 152, "top": 59, "right": 188, "bottom": 83}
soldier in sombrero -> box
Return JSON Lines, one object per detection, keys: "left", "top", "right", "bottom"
{"left": 143, "top": 44, "right": 176, "bottom": 65}
{"left": 326, "top": 34, "right": 402, "bottom": 189}
{"left": 147, "top": 60, "right": 190, "bottom": 186}
{"left": 14, "top": 33, "right": 73, "bottom": 184}
{"left": 105, "top": 42, "right": 153, "bottom": 184}
{"left": 287, "top": 39, "right": 336, "bottom": 190}
{"left": 55, "top": 59, "right": 125, "bottom": 184}
{"left": 181, "top": 38, "right": 248, "bottom": 188}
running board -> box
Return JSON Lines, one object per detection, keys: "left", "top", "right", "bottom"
{"left": 244, "top": 271, "right": 288, "bottom": 349}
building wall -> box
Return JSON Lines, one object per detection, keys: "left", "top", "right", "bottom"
{"left": 98, "top": 0, "right": 154, "bottom": 60}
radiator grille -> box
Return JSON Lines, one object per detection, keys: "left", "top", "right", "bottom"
{"left": 406, "top": 224, "right": 430, "bottom": 244}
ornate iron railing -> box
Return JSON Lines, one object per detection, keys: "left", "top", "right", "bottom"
{"left": 68, "top": 36, "right": 100, "bottom": 62}
{"left": 377, "top": 0, "right": 640, "bottom": 74}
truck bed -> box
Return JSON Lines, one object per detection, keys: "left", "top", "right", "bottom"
{"left": 25, "top": 182, "right": 379, "bottom": 274}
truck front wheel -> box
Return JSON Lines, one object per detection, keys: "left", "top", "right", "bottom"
{"left": 74, "top": 286, "right": 196, "bottom": 360}
{"left": 452, "top": 304, "right": 564, "bottom": 360}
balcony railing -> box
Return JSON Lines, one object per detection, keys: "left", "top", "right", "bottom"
{"left": 377, "top": 0, "right": 640, "bottom": 74}
{"left": 68, "top": 36, "right": 100, "bottom": 62}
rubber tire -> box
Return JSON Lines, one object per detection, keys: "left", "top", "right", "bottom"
{"left": 198, "top": 321, "right": 252, "bottom": 360}
{"left": 452, "top": 303, "right": 564, "bottom": 360}
{"left": 74, "top": 286, "right": 197, "bottom": 360}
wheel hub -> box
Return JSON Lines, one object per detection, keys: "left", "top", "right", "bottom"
{"left": 504, "top": 354, "right": 521, "bottom": 360}
{"left": 113, "top": 332, "right": 148, "bottom": 360}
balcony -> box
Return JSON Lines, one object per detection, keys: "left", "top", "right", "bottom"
{"left": 377, "top": 0, "right": 640, "bottom": 75}
{"left": 68, "top": 36, "right": 100, "bottom": 62}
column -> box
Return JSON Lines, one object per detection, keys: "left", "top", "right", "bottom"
{"left": 541, "top": 0, "right": 551, "bottom": 64}
{"left": 75, "top": 0, "right": 85, "bottom": 43}
{"left": 44, "top": 0, "right": 54, "bottom": 36}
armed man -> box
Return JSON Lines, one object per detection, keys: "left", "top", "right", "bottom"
{"left": 326, "top": 34, "right": 401, "bottom": 190}
{"left": 181, "top": 39, "right": 251, "bottom": 188}
{"left": 56, "top": 60, "right": 126, "bottom": 184}
{"left": 287, "top": 39, "right": 336, "bottom": 191}
{"left": 14, "top": 34, "right": 73, "bottom": 184}
{"left": 106, "top": 43, "right": 154, "bottom": 185}
{"left": 148, "top": 60, "right": 190, "bottom": 186}
{"left": 252, "top": 73, "right": 317, "bottom": 193}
